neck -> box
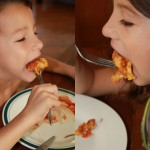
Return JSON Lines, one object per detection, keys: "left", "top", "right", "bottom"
{"left": 0, "top": 79, "right": 22, "bottom": 107}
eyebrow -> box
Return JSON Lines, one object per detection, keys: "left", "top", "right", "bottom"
{"left": 12, "top": 24, "right": 36, "bottom": 35}
{"left": 12, "top": 27, "right": 27, "bottom": 35}
{"left": 117, "top": 3, "right": 139, "bottom": 16}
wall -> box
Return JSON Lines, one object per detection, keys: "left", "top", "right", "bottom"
{"left": 75, "top": 0, "right": 113, "bottom": 58}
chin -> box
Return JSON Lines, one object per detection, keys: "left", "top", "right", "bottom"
{"left": 22, "top": 69, "right": 36, "bottom": 82}
{"left": 25, "top": 78, "right": 35, "bottom": 83}
{"left": 22, "top": 78, "right": 34, "bottom": 83}
{"left": 133, "top": 78, "right": 149, "bottom": 86}
{"left": 22, "top": 74, "right": 36, "bottom": 82}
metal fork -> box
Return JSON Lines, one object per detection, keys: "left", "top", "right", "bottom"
{"left": 37, "top": 70, "right": 53, "bottom": 125}
{"left": 75, "top": 45, "right": 115, "bottom": 68}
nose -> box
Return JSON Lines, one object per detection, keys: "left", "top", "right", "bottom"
{"left": 31, "top": 36, "right": 43, "bottom": 51}
{"left": 102, "top": 14, "right": 118, "bottom": 40}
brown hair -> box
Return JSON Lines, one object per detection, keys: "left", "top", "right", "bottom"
{"left": 129, "top": 0, "right": 150, "bottom": 18}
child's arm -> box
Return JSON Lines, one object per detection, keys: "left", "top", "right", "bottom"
{"left": 75, "top": 56, "right": 131, "bottom": 96}
{"left": 43, "top": 55, "right": 75, "bottom": 79}
{"left": 0, "top": 84, "right": 61, "bottom": 150}
{"left": 0, "top": 112, "right": 35, "bottom": 150}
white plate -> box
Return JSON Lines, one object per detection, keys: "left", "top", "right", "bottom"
{"left": 75, "top": 94, "right": 127, "bottom": 150}
{"left": 2, "top": 88, "right": 75, "bottom": 150}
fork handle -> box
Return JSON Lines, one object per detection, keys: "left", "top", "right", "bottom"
{"left": 48, "top": 111, "right": 52, "bottom": 125}
{"left": 37, "top": 74, "right": 44, "bottom": 84}
{"left": 36, "top": 71, "right": 52, "bottom": 126}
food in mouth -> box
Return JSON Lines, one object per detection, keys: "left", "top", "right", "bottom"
{"left": 26, "top": 57, "right": 48, "bottom": 75}
{"left": 111, "top": 50, "right": 135, "bottom": 83}
{"left": 75, "top": 118, "right": 97, "bottom": 138}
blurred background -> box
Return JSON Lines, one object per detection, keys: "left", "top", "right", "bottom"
{"left": 31, "top": 0, "right": 75, "bottom": 66}
{"left": 75, "top": 0, "right": 113, "bottom": 59}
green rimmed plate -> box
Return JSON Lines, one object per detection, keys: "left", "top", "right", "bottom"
{"left": 2, "top": 88, "right": 75, "bottom": 150}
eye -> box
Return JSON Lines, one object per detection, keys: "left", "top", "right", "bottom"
{"left": 120, "top": 19, "right": 134, "bottom": 27}
{"left": 34, "top": 32, "right": 38, "bottom": 35}
{"left": 16, "top": 37, "right": 25, "bottom": 42}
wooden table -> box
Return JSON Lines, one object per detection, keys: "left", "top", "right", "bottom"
{"left": 0, "top": 71, "right": 75, "bottom": 150}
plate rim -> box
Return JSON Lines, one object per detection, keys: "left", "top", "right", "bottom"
{"left": 75, "top": 93, "right": 128, "bottom": 150}
{"left": 2, "top": 87, "right": 75, "bottom": 150}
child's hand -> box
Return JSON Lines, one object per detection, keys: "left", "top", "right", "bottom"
{"left": 21, "top": 84, "right": 61, "bottom": 125}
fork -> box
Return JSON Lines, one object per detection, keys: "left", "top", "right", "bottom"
{"left": 37, "top": 70, "right": 53, "bottom": 125}
{"left": 75, "top": 45, "right": 115, "bottom": 68}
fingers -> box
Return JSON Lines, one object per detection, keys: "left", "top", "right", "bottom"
{"left": 32, "top": 83, "right": 59, "bottom": 97}
{"left": 29, "top": 83, "right": 61, "bottom": 108}
{"left": 23, "top": 83, "right": 62, "bottom": 124}
{"left": 46, "top": 95, "right": 61, "bottom": 108}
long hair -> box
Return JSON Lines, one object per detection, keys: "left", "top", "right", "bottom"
{"left": 129, "top": 0, "right": 150, "bottom": 18}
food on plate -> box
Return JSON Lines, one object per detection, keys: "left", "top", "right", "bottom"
{"left": 111, "top": 50, "right": 135, "bottom": 83}
{"left": 99, "top": 118, "right": 103, "bottom": 123}
{"left": 44, "top": 95, "right": 75, "bottom": 124}
{"left": 75, "top": 119, "right": 97, "bottom": 138}
{"left": 59, "top": 95, "right": 75, "bottom": 114}
{"left": 32, "top": 95, "right": 75, "bottom": 128}
{"left": 26, "top": 57, "right": 48, "bottom": 75}
{"left": 64, "top": 133, "right": 75, "bottom": 138}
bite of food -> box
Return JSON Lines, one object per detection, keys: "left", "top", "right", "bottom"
{"left": 75, "top": 118, "right": 97, "bottom": 138}
{"left": 26, "top": 57, "right": 48, "bottom": 75}
{"left": 111, "top": 50, "right": 135, "bottom": 83}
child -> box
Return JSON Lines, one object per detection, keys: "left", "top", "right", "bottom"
{"left": 0, "top": 0, "right": 73, "bottom": 149}
{"left": 76, "top": 0, "right": 150, "bottom": 97}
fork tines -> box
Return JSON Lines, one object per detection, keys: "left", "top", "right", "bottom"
{"left": 36, "top": 69, "right": 44, "bottom": 84}
{"left": 75, "top": 45, "right": 115, "bottom": 68}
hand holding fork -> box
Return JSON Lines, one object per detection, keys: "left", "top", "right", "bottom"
{"left": 37, "top": 69, "right": 53, "bottom": 125}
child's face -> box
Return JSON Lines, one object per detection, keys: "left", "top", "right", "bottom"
{"left": 102, "top": 0, "right": 150, "bottom": 86}
{"left": 0, "top": 3, "right": 43, "bottom": 82}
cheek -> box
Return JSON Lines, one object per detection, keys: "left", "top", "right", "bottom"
{"left": 132, "top": 53, "right": 150, "bottom": 85}
{"left": 124, "top": 39, "right": 150, "bottom": 83}
{"left": 0, "top": 41, "right": 28, "bottom": 73}
{"left": 3, "top": 52, "right": 27, "bottom": 73}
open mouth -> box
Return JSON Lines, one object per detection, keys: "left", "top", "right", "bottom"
{"left": 27, "top": 56, "right": 41, "bottom": 65}
{"left": 111, "top": 50, "right": 135, "bottom": 83}
{"left": 26, "top": 57, "right": 48, "bottom": 75}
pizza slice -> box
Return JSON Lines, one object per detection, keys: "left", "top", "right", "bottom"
{"left": 111, "top": 51, "right": 135, "bottom": 83}
{"left": 26, "top": 57, "right": 48, "bottom": 75}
